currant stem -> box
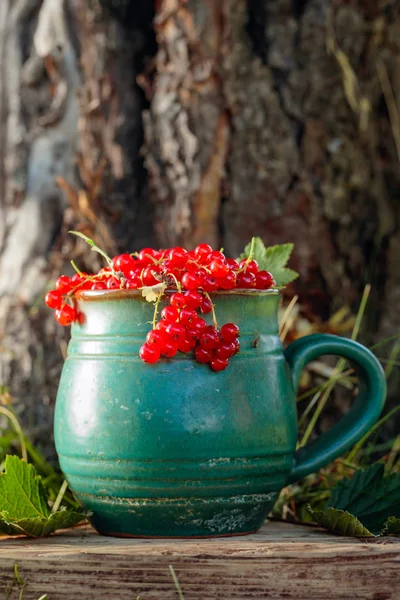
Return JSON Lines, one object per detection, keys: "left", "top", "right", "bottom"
{"left": 152, "top": 292, "right": 164, "bottom": 329}
{"left": 204, "top": 291, "right": 218, "bottom": 329}
{"left": 239, "top": 236, "right": 256, "bottom": 274}
{"left": 70, "top": 260, "right": 83, "bottom": 276}
{"left": 243, "top": 237, "right": 256, "bottom": 270}
{"left": 169, "top": 273, "right": 182, "bottom": 292}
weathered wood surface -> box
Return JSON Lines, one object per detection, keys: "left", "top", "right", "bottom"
{"left": 0, "top": 521, "right": 399, "bottom": 599}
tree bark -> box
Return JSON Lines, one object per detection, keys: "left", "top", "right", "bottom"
{"left": 144, "top": 0, "right": 400, "bottom": 415}
{"left": 1, "top": 0, "right": 399, "bottom": 445}
{"left": 0, "top": 0, "right": 155, "bottom": 446}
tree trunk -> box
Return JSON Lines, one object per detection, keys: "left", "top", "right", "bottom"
{"left": 1, "top": 0, "right": 399, "bottom": 446}
{"left": 0, "top": 0, "right": 155, "bottom": 447}
{"left": 144, "top": 0, "right": 400, "bottom": 420}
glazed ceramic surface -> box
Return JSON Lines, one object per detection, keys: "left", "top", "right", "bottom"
{"left": 55, "top": 290, "right": 386, "bottom": 537}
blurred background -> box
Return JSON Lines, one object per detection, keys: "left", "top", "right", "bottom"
{"left": 0, "top": 0, "right": 399, "bottom": 455}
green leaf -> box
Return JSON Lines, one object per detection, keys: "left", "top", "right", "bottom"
{"left": 381, "top": 516, "right": 400, "bottom": 536}
{"left": 239, "top": 237, "right": 269, "bottom": 268}
{"left": 327, "top": 463, "right": 400, "bottom": 534}
{"left": 310, "top": 507, "right": 374, "bottom": 537}
{"left": 0, "top": 455, "right": 49, "bottom": 519}
{"left": 263, "top": 243, "right": 298, "bottom": 286}
{"left": 239, "top": 238, "right": 299, "bottom": 286}
{"left": 0, "top": 509, "right": 86, "bottom": 537}
{"left": 0, "top": 456, "right": 86, "bottom": 538}
{"left": 141, "top": 282, "right": 167, "bottom": 303}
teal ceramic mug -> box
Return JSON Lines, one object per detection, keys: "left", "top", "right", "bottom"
{"left": 54, "top": 290, "right": 386, "bottom": 537}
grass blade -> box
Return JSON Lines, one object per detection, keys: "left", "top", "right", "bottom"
{"left": 299, "top": 285, "right": 371, "bottom": 447}
{"left": 169, "top": 565, "right": 185, "bottom": 600}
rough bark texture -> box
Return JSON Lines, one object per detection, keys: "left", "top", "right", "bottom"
{"left": 0, "top": 0, "right": 155, "bottom": 447}
{"left": 0, "top": 0, "right": 399, "bottom": 443}
{"left": 143, "top": 0, "right": 400, "bottom": 419}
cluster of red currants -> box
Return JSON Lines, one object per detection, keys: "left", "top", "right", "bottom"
{"left": 45, "top": 243, "right": 275, "bottom": 371}
{"left": 140, "top": 291, "right": 240, "bottom": 371}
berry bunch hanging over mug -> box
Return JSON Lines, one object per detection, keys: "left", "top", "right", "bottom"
{"left": 45, "top": 234, "right": 298, "bottom": 372}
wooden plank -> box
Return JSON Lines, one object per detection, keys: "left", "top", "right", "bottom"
{"left": 0, "top": 521, "right": 399, "bottom": 599}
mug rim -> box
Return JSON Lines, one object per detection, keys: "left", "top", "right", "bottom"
{"left": 75, "top": 288, "right": 280, "bottom": 302}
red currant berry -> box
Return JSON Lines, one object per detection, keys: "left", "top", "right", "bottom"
{"left": 194, "top": 346, "right": 213, "bottom": 364}
{"left": 184, "top": 258, "right": 200, "bottom": 272}
{"left": 233, "top": 338, "right": 240, "bottom": 354}
{"left": 194, "top": 243, "right": 212, "bottom": 264}
{"left": 239, "top": 259, "right": 259, "bottom": 275}
{"left": 45, "top": 290, "right": 63, "bottom": 309}
{"left": 178, "top": 336, "right": 196, "bottom": 352}
{"left": 185, "top": 326, "right": 201, "bottom": 343}
{"left": 236, "top": 272, "right": 257, "bottom": 288}
{"left": 107, "top": 277, "right": 121, "bottom": 289}
{"left": 55, "top": 275, "right": 72, "bottom": 293}
{"left": 138, "top": 248, "right": 160, "bottom": 266}
{"left": 179, "top": 308, "right": 197, "bottom": 327}
{"left": 170, "top": 292, "right": 187, "bottom": 309}
{"left": 218, "top": 271, "right": 237, "bottom": 290}
{"left": 127, "top": 272, "right": 142, "bottom": 288}
{"left": 71, "top": 273, "right": 84, "bottom": 285}
{"left": 226, "top": 258, "right": 240, "bottom": 270}
{"left": 182, "top": 271, "right": 204, "bottom": 290}
{"left": 191, "top": 317, "right": 207, "bottom": 335}
{"left": 91, "top": 282, "right": 107, "bottom": 290}
{"left": 200, "top": 296, "right": 213, "bottom": 314}
{"left": 209, "top": 250, "right": 225, "bottom": 261}
{"left": 210, "top": 357, "right": 229, "bottom": 372}
{"left": 142, "top": 266, "right": 160, "bottom": 286}
{"left": 76, "top": 311, "right": 86, "bottom": 325}
{"left": 81, "top": 278, "right": 94, "bottom": 290}
{"left": 166, "top": 323, "right": 186, "bottom": 344}
{"left": 215, "top": 341, "right": 236, "bottom": 360}
{"left": 146, "top": 329, "right": 164, "bottom": 348}
{"left": 139, "top": 343, "right": 160, "bottom": 364}
{"left": 125, "top": 278, "right": 141, "bottom": 289}
{"left": 112, "top": 254, "right": 136, "bottom": 274}
{"left": 168, "top": 246, "right": 188, "bottom": 268}
{"left": 209, "top": 259, "right": 230, "bottom": 278}
{"left": 199, "top": 327, "right": 220, "bottom": 350}
{"left": 201, "top": 275, "right": 219, "bottom": 292}
{"left": 256, "top": 270, "right": 275, "bottom": 289}
{"left": 161, "top": 306, "right": 179, "bottom": 323}
{"left": 160, "top": 339, "right": 178, "bottom": 358}
{"left": 220, "top": 323, "right": 240, "bottom": 342}
{"left": 55, "top": 305, "right": 77, "bottom": 326}
{"left": 184, "top": 290, "right": 203, "bottom": 309}
{"left": 155, "top": 320, "right": 168, "bottom": 334}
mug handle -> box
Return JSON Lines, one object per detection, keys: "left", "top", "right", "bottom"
{"left": 284, "top": 333, "right": 386, "bottom": 484}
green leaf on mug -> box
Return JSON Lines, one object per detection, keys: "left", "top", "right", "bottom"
{"left": 239, "top": 238, "right": 299, "bottom": 286}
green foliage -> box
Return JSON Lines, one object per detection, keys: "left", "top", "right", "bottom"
{"left": 308, "top": 463, "right": 400, "bottom": 537}
{"left": 0, "top": 456, "right": 86, "bottom": 537}
{"left": 327, "top": 463, "right": 400, "bottom": 533}
{"left": 310, "top": 507, "right": 373, "bottom": 537}
{"left": 381, "top": 516, "right": 400, "bottom": 536}
{"left": 239, "top": 238, "right": 299, "bottom": 286}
